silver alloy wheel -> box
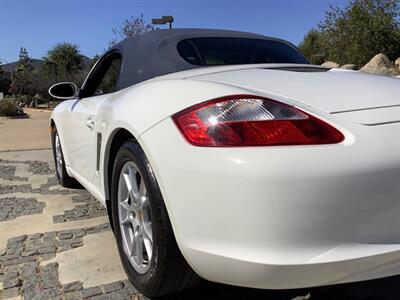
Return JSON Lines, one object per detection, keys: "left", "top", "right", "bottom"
{"left": 118, "top": 161, "right": 153, "bottom": 274}
{"left": 55, "top": 133, "right": 63, "bottom": 179}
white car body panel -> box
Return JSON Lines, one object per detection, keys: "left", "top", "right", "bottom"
{"left": 336, "top": 106, "right": 400, "bottom": 125}
{"left": 52, "top": 95, "right": 109, "bottom": 203}
{"left": 140, "top": 115, "right": 400, "bottom": 288}
{"left": 51, "top": 63, "right": 400, "bottom": 289}
{"left": 62, "top": 95, "right": 105, "bottom": 181}
{"left": 188, "top": 68, "right": 400, "bottom": 113}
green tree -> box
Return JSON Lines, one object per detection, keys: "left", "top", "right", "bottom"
{"left": 18, "top": 47, "right": 33, "bottom": 72}
{"left": 109, "top": 13, "right": 153, "bottom": 47}
{"left": 44, "top": 43, "right": 83, "bottom": 82}
{"left": 298, "top": 29, "right": 325, "bottom": 63}
{"left": 318, "top": 0, "right": 400, "bottom": 67}
{"left": 9, "top": 47, "right": 35, "bottom": 96}
{"left": 0, "top": 61, "right": 11, "bottom": 96}
{"left": 31, "top": 68, "right": 53, "bottom": 99}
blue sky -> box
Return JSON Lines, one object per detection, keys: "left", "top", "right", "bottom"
{"left": 0, "top": 0, "right": 348, "bottom": 62}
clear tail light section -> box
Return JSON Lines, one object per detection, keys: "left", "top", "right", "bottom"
{"left": 172, "top": 95, "right": 345, "bottom": 147}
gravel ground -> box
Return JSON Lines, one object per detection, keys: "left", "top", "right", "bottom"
{"left": 1, "top": 149, "right": 400, "bottom": 300}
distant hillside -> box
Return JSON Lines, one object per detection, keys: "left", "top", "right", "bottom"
{"left": 1, "top": 59, "right": 44, "bottom": 72}
{"left": 1, "top": 55, "right": 94, "bottom": 72}
{"left": 81, "top": 56, "right": 93, "bottom": 70}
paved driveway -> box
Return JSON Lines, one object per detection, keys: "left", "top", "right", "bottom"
{"left": 0, "top": 109, "right": 52, "bottom": 151}
{"left": 0, "top": 110, "right": 399, "bottom": 299}
{"left": 0, "top": 149, "right": 138, "bottom": 299}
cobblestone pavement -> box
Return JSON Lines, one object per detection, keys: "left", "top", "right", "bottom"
{"left": 0, "top": 197, "right": 45, "bottom": 221}
{"left": 0, "top": 150, "right": 139, "bottom": 300}
{"left": 1, "top": 149, "right": 400, "bottom": 300}
{"left": 52, "top": 195, "right": 107, "bottom": 224}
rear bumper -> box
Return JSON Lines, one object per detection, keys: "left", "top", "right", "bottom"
{"left": 139, "top": 115, "right": 400, "bottom": 289}
{"left": 186, "top": 246, "right": 400, "bottom": 289}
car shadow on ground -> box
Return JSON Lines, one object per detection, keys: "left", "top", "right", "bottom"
{"left": 147, "top": 275, "right": 400, "bottom": 300}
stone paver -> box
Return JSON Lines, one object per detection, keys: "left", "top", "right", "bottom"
{"left": 53, "top": 194, "right": 107, "bottom": 223}
{"left": 0, "top": 165, "right": 28, "bottom": 181}
{"left": 1, "top": 149, "right": 400, "bottom": 300}
{"left": 0, "top": 197, "right": 45, "bottom": 221}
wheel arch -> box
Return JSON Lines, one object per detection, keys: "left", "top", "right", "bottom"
{"left": 102, "top": 126, "right": 191, "bottom": 274}
{"left": 103, "top": 128, "right": 139, "bottom": 228}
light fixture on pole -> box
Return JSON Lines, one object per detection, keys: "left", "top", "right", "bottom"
{"left": 152, "top": 16, "right": 174, "bottom": 29}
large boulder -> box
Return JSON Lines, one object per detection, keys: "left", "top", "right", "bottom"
{"left": 395, "top": 57, "right": 400, "bottom": 69}
{"left": 321, "top": 61, "right": 339, "bottom": 68}
{"left": 360, "top": 53, "right": 398, "bottom": 76}
{"left": 340, "top": 64, "right": 356, "bottom": 70}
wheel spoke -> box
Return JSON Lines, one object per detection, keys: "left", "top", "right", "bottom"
{"left": 139, "top": 179, "right": 146, "bottom": 197}
{"left": 139, "top": 195, "right": 148, "bottom": 211}
{"left": 120, "top": 216, "right": 130, "bottom": 226}
{"left": 135, "top": 234, "right": 144, "bottom": 265}
{"left": 137, "top": 179, "right": 148, "bottom": 209}
{"left": 129, "top": 166, "right": 141, "bottom": 201}
{"left": 143, "top": 230, "right": 153, "bottom": 260}
{"left": 123, "top": 172, "right": 135, "bottom": 200}
{"left": 119, "top": 197, "right": 132, "bottom": 213}
{"left": 130, "top": 235, "right": 136, "bottom": 257}
{"left": 143, "top": 223, "right": 152, "bottom": 242}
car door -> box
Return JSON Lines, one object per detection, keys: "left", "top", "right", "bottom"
{"left": 63, "top": 51, "right": 122, "bottom": 183}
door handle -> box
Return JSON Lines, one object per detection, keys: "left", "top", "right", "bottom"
{"left": 85, "top": 115, "right": 95, "bottom": 131}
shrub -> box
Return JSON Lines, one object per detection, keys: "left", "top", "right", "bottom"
{"left": 310, "top": 54, "right": 326, "bottom": 65}
{"left": 16, "top": 94, "right": 34, "bottom": 106}
{"left": 0, "top": 100, "right": 17, "bottom": 117}
{"left": 299, "top": 29, "right": 324, "bottom": 61}
{"left": 299, "top": 0, "right": 400, "bottom": 68}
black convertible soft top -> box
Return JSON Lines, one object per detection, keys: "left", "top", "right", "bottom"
{"left": 110, "top": 29, "right": 306, "bottom": 89}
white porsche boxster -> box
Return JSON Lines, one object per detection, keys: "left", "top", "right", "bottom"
{"left": 49, "top": 29, "right": 400, "bottom": 297}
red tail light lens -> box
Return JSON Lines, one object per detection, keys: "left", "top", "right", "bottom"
{"left": 172, "top": 95, "right": 345, "bottom": 147}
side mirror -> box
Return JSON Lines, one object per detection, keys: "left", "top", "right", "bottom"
{"left": 48, "top": 82, "right": 79, "bottom": 100}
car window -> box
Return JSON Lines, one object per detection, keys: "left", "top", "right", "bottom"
{"left": 81, "top": 53, "right": 122, "bottom": 98}
{"left": 177, "top": 38, "right": 309, "bottom": 66}
{"left": 94, "top": 58, "right": 122, "bottom": 96}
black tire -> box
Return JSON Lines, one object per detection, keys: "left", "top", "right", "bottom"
{"left": 111, "top": 139, "right": 201, "bottom": 297}
{"left": 51, "top": 126, "right": 81, "bottom": 189}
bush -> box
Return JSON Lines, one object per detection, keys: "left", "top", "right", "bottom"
{"left": 310, "top": 54, "right": 326, "bottom": 65}
{"left": 299, "top": 29, "right": 324, "bottom": 61}
{"left": 299, "top": 0, "right": 400, "bottom": 67}
{"left": 0, "top": 100, "right": 17, "bottom": 117}
{"left": 16, "top": 94, "right": 34, "bottom": 106}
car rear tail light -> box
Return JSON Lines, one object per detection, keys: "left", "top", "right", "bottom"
{"left": 172, "top": 95, "right": 344, "bottom": 147}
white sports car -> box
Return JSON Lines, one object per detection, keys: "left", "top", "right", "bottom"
{"left": 49, "top": 29, "right": 400, "bottom": 297}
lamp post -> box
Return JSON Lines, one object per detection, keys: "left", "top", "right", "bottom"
{"left": 0, "top": 58, "right": 15, "bottom": 100}
{"left": 152, "top": 16, "right": 174, "bottom": 29}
